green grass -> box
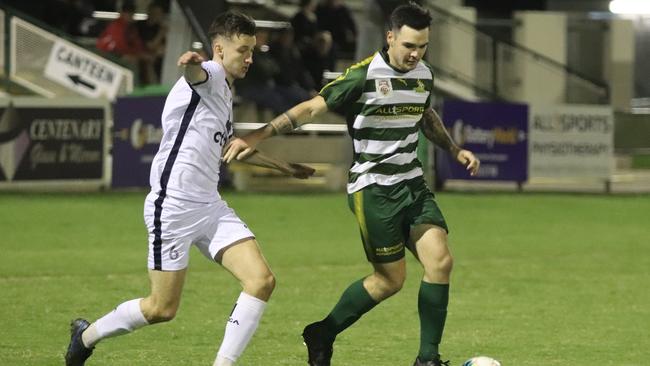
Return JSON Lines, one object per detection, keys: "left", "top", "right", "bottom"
{"left": 631, "top": 154, "right": 650, "bottom": 169}
{"left": 1, "top": 191, "right": 649, "bottom": 366}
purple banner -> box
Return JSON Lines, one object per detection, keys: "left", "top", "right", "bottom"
{"left": 436, "top": 100, "right": 528, "bottom": 182}
{"left": 112, "top": 96, "right": 166, "bottom": 187}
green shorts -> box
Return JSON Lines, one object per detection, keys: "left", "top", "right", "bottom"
{"left": 347, "top": 177, "right": 448, "bottom": 263}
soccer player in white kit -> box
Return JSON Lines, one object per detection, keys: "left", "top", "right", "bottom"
{"left": 65, "top": 11, "right": 314, "bottom": 366}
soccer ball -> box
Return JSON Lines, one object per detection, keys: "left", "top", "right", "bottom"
{"left": 462, "top": 356, "right": 501, "bottom": 366}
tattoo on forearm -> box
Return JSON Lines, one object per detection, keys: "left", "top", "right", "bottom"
{"left": 284, "top": 112, "right": 298, "bottom": 129}
{"left": 268, "top": 112, "right": 298, "bottom": 136}
{"left": 421, "top": 109, "right": 460, "bottom": 155}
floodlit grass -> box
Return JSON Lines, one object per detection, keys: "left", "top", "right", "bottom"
{"left": 631, "top": 154, "right": 650, "bottom": 169}
{"left": 1, "top": 191, "right": 649, "bottom": 366}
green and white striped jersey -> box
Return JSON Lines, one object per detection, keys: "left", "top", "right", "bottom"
{"left": 320, "top": 48, "right": 434, "bottom": 193}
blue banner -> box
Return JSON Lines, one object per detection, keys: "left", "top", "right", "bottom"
{"left": 436, "top": 100, "right": 528, "bottom": 182}
{"left": 112, "top": 96, "right": 165, "bottom": 187}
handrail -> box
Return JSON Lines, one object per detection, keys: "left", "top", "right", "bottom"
{"left": 424, "top": 0, "right": 609, "bottom": 92}
{"left": 428, "top": 64, "right": 503, "bottom": 101}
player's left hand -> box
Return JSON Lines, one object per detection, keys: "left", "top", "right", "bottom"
{"left": 223, "top": 137, "right": 256, "bottom": 163}
{"left": 177, "top": 51, "right": 204, "bottom": 66}
{"left": 288, "top": 163, "right": 316, "bottom": 179}
{"left": 456, "top": 149, "right": 480, "bottom": 176}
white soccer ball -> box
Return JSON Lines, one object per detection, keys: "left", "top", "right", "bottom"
{"left": 462, "top": 356, "right": 501, "bottom": 366}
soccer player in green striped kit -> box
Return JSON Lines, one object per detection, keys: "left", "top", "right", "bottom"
{"left": 224, "top": 3, "right": 480, "bottom": 365}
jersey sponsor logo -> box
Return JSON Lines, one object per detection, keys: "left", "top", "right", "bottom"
{"left": 213, "top": 119, "right": 234, "bottom": 147}
{"left": 374, "top": 105, "right": 425, "bottom": 115}
{"left": 375, "top": 79, "right": 393, "bottom": 97}
{"left": 375, "top": 242, "right": 404, "bottom": 256}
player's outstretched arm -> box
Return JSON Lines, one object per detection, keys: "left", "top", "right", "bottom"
{"left": 223, "top": 95, "right": 329, "bottom": 163}
{"left": 421, "top": 108, "right": 481, "bottom": 176}
{"left": 177, "top": 51, "right": 207, "bottom": 85}
{"left": 237, "top": 150, "right": 316, "bottom": 179}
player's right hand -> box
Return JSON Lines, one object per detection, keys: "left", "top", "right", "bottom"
{"left": 177, "top": 51, "right": 204, "bottom": 66}
{"left": 223, "top": 137, "right": 256, "bottom": 163}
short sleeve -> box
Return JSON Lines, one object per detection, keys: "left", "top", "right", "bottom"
{"left": 188, "top": 60, "right": 225, "bottom": 98}
{"left": 422, "top": 61, "right": 435, "bottom": 110}
{"left": 319, "top": 66, "right": 366, "bottom": 113}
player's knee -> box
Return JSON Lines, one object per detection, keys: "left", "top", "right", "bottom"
{"left": 243, "top": 272, "right": 275, "bottom": 298}
{"left": 145, "top": 304, "right": 178, "bottom": 324}
{"left": 427, "top": 252, "right": 453, "bottom": 277}
{"left": 439, "top": 253, "right": 454, "bottom": 275}
{"left": 376, "top": 273, "right": 405, "bottom": 297}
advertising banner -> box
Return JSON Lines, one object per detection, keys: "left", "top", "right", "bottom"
{"left": 0, "top": 99, "right": 105, "bottom": 182}
{"left": 437, "top": 100, "right": 529, "bottom": 182}
{"left": 529, "top": 105, "right": 614, "bottom": 179}
{"left": 112, "top": 96, "right": 165, "bottom": 187}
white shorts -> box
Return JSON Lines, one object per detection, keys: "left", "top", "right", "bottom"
{"left": 143, "top": 191, "right": 255, "bottom": 271}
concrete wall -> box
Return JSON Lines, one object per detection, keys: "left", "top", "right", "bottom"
{"left": 509, "top": 11, "right": 567, "bottom": 104}
{"left": 429, "top": 6, "right": 477, "bottom": 86}
{"left": 605, "top": 18, "right": 635, "bottom": 111}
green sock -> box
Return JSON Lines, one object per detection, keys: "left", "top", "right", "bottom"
{"left": 322, "top": 279, "right": 378, "bottom": 339}
{"left": 417, "top": 282, "right": 449, "bottom": 361}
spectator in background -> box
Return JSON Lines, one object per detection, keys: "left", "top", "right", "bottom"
{"left": 96, "top": 1, "right": 155, "bottom": 85}
{"left": 43, "top": 0, "right": 90, "bottom": 36}
{"left": 270, "top": 28, "right": 317, "bottom": 101}
{"left": 316, "top": 0, "right": 357, "bottom": 58}
{"left": 300, "top": 31, "right": 333, "bottom": 90}
{"left": 291, "top": 0, "right": 320, "bottom": 48}
{"left": 235, "top": 29, "right": 301, "bottom": 115}
{"left": 137, "top": 1, "right": 169, "bottom": 84}
{"left": 291, "top": 0, "right": 334, "bottom": 90}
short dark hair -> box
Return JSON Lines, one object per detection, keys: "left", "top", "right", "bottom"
{"left": 388, "top": 2, "right": 432, "bottom": 31}
{"left": 208, "top": 11, "right": 256, "bottom": 42}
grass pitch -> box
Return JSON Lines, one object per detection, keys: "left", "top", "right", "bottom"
{"left": 1, "top": 191, "right": 649, "bottom": 366}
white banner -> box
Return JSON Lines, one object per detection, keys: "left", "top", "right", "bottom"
{"left": 529, "top": 104, "right": 614, "bottom": 179}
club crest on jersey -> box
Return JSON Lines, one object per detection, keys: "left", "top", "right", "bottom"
{"left": 414, "top": 79, "right": 426, "bottom": 93}
{"left": 375, "top": 79, "right": 393, "bottom": 97}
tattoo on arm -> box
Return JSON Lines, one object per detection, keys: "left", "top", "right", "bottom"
{"left": 268, "top": 111, "right": 298, "bottom": 136}
{"left": 421, "top": 109, "right": 461, "bottom": 156}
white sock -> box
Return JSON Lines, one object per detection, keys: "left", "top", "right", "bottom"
{"left": 213, "top": 355, "right": 235, "bottom": 366}
{"left": 83, "top": 298, "right": 149, "bottom": 348}
{"left": 214, "top": 292, "right": 267, "bottom": 364}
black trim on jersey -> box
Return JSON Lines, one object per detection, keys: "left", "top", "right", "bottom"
{"left": 153, "top": 90, "right": 201, "bottom": 270}
{"left": 187, "top": 66, "right": 210, "bottom": 86}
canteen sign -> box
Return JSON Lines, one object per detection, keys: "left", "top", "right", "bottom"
{"left": 44, "top": 40, "right": 124, "bottom": 99}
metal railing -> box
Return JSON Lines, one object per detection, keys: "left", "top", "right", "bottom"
{"left": 425, "top": 1, "right": 609, "bottom": 104}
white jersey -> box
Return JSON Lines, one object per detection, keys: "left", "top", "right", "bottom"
{"left": 149, "top": 61, "right": 233, "bottom": 202}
